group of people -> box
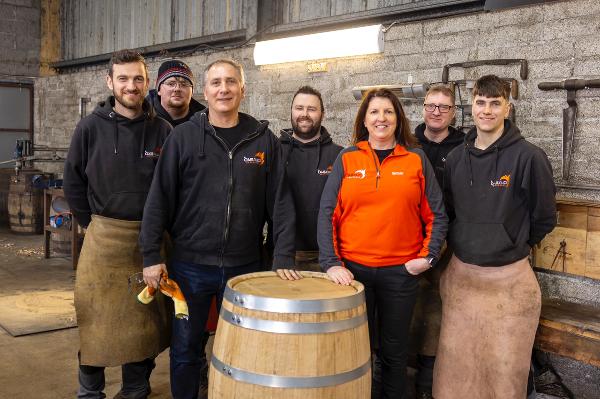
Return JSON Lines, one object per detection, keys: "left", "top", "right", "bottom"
{"left": 63, "top": 48, "right": 557, "bottom": 399}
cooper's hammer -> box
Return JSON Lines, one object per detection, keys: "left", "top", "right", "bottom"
{"left": 538, "top": 79, "right": 600, "bottom": 181}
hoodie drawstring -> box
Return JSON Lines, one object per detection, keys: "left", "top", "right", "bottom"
{"left": 139, "top": 116, "right": 148, "bottom": 158}
{"left": 315, "top": 140, "right": 322, "bottom": 172}
{"left": 465, "top": 146, "right": 474, "bottom": 187}
{"left": 110, "top": 112, "right": 118, "bottom": 155}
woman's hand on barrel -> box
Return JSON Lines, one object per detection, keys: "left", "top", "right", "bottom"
{"left": 276, "top": 269, "right": 303, "bottom": 280}
{"left": 404, "top": 258, "right": 431, "bottom": 275}
{"left": 143, "top": 263, "right": 167, "bottom": 289}
{"left": 327, "top": 266, "right": 354, "bottom": 285}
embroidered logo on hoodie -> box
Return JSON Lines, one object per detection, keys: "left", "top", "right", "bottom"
{"left": 491, "top": 174, "right": 510, "bottom": 188}
{"left": 144, "top": 146, "right": 162, "bottom": 159}
{"left": 317, "top": 165, "right": 333, "bottom": 175}
{"left": 346, "top": 169, "right": 366, "bottom": 179}
{"left": 244, "top": 152, "right": 265, "bottom": 166}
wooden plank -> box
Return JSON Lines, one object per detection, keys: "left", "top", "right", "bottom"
{"left": 535, "top": 204, "right": 587, "bottom": 276}
{"left": 586, "top": 211, "right": 600, "bottom": 279}
{"left": 536, "top": 321, "right": 600, "bottom": 368}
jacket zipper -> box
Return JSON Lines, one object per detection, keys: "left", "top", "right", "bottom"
{"left": 209, "top": 125, "right": 261, "bottom": 267}
{"left": 368, "top": 145, "right": 381, "bottom": 189}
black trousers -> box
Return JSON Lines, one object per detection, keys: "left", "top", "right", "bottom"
{"left": 345, "top": 261, "right": 419, "bottom": 399}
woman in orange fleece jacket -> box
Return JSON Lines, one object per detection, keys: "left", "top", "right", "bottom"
{"left": 318, "top": 88, "right": 448, "bottom": 398}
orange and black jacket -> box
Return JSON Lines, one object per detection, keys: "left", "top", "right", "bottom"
{"left": 318, "top": 141, "right": 448, "bottom": 270}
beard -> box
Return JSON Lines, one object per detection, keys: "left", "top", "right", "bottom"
{"left": 113, "top": 88, "right": 144, "bottom": 110}
{"left": 291, "top": 116, "right": 322, "bottom": 141}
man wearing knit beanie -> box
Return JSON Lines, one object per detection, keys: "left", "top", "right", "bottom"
{"left": 147, "top": 59, "right": 206, "bottom": 126}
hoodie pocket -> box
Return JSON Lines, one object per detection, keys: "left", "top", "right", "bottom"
{"left": 100, "top": 191, "right": 147, "bottom": 221}
{"left": 450, "top": 221, "right": 515, "bottom": 258}
{"left": 227, "top": 208, "right": 260, "bottom": 255}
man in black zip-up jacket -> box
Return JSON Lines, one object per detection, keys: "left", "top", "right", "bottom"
{"left": 146, "top": 59, "right": 206, "bottom": 127}
{"left": 434, "top": 75, "right": 556, "bottom": 399}
{"left": 273, "top": 86, "right": 343, "bottom": 280}
{"left": 139, "top": 59, "right": 292, "bottom": 399}
{"left": 412, "top": 84, "right": 464, "bottom": 399}
{"left": 64, "top": 50, "right": 172, "bottom": 399}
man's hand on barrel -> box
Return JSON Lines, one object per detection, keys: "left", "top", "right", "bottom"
{"left": 276, "top": 269, "right": 303, "bottom": 280}
{"left": 326, "top": 266, "right": 354, "bottom": 285}
{"left": 143, "top": 263, "right": 167, "bottom": 289}
{"left": 404, "top": 258, "right": 431, "bottom": 275}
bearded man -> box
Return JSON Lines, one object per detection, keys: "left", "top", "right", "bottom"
{"left": 64, "top": 49, "right": 172, "bottom": 399}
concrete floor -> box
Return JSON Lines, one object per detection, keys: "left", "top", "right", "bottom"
{"left": 0, "top": 228, "right": 172, "bottom": 399}
{"left": 0, "top": 227, "right": 577, "bottom": 399}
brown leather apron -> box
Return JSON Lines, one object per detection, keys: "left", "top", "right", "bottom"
{"left": 433, "top": 255, "right": 541, "bottom": 399}
{"left": 295, "top": 250, "right": 321, "bottom": 272}
{"left": 75, "top": 215, "right": 170, "bottom": 367}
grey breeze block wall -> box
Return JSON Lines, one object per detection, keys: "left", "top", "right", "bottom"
{"left": 34, "top": 0, "right": 600, "bottom": 202}
{"left": 0, "top": 0, "right": 40, "bottom": 78}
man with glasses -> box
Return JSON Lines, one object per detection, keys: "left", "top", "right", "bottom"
{"left": 147, "top": 60, "right": 206, "bottom": 126}
{"left": 412, "top": 84, "right": 463, "bottom": 399}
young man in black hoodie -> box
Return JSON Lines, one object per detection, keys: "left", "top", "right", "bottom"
{"left": 64, "top": 50, "right": 172, "bottom": 399}
{"left": 139, "top": 59, "right": 292, "bottom": 399}
{"left": 274, "top": 86, "right": 343, "bottom": 280}
{"left": 146, "top": 59, "right": 206, "bottom": 126}
{"left": 433, "top": 75, "right": 556, "bottom": 399}
{"left": 412, "top": 84, "right": 463, "bottom": 399}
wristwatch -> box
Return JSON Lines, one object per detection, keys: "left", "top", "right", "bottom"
{"left": 426, "top": 256, "right": 437, "bottom": 268}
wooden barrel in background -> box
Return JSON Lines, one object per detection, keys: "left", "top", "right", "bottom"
{"left": 209, "top": 271, "right": 370, "bottom": 399}
{"left": 0, "top": 169, "right": 13, "bottom": 227}
{"left": 7, "top": 169, "right": 48, "bottom": 234}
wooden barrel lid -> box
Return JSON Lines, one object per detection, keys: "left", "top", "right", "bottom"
{"left": 231, "top": 271, "right": 360, "bottom": 300}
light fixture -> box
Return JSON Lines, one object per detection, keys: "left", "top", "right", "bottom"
{"left": 254, "top": 24, "right": 384, "bottom": 66}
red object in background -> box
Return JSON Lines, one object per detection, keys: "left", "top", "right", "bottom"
{"left": 206, "top": 296, "right": 218, "bottom": 332}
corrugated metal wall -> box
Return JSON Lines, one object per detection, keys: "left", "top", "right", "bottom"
{"left": 280, "top": 0, "right": 427, "bottom": 24}
{"left": 61, "top": 0, "right": 255, "bottom": 60}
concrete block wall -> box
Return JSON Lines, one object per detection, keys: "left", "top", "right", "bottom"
{"left": 34, "top": 0, "right": 600, "bottom": 202}
{"left": 0, "top": 0, "right": 40, "bottom": 78}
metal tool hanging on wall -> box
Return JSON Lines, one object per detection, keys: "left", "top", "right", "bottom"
{"left": 538, "top": 79, "right": 600, "bottom": 182}
{"left": 351, "top": 83, "right": 430, "bottom": 101}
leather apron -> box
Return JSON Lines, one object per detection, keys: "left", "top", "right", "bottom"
{"left": 75, "top": 215, "right": 170, "bottom": 366}
{"left": 433, "top": 255, "right": 541, "bottom": 399}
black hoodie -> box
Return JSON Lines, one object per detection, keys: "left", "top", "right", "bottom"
{"left": 273, "top": 127, "right": 343, "bottom": 265}
{"left": 414, "top": 123, "right": 464, "bottom": 187}
{"left": 443, "top": 120, "right": 557, "bottom": 266}
{"left": 63, "top": 96, "right": 172, "bottom": 227}
{"left": 146, "top": 89, "right": 206, "bottom": 127}
{"left": 139, "top": 111, "right": 292, "bottom": 268}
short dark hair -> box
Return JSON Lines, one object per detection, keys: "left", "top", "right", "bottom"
{"left": 473, "top": 75, "right": 511, "bottom": 100}
{"left": 352, "top": 88, "right": 417, "bottom": 148}
{"left": 292, "top": 86, "right": 325, "bottom": 113}
{"left": 426, "top": 83, "right": 455, "bottom": 104}
{"left": 108, "top": 49, "right": 148, "bottom": 78}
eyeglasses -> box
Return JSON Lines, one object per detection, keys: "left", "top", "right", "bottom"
{"left": 163, "top": 80, "right": 193, "bottom": 89}
{"left": 423, "top": 103, "right": 454, "bottom": 113}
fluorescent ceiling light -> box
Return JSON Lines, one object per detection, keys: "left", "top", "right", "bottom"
{"left": 254, "top": 24, "right": 384, "bottom": 66}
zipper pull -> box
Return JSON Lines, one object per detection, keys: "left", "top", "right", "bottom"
{"left": 229, "top": 151, "right": 233, "bottom": 160}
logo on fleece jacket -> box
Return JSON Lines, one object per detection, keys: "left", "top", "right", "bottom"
{"left": 491, "top": 174, "right": 510, "bottom": 188}
{"left": 243, "top": 152, "right": 265, "bottom": 166}
{"left": 346, "top": 169, "right": 366, "bottom": 179}
{"left": 143, "top": 146, "right": 162, "bottom": 159}
{"left": 317, "top": 165, "right": 333, "bottom": 175}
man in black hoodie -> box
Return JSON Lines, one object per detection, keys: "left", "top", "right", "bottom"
{"left": 139, "top": 59, "right": 292, "bottom": 399}
{"left": 412, "top": 84, "right": 463, "bottom": 399}
{"left": 433, "top": 75, "right": 556, "bottom": 399}
{"left": 146, "top": 59, "right": 206, "bottom": 126}
{"left": 64, "top": 50, "right": 172, "bottom": 399}
{"left": 274, "top": 86, "right": 343, "bottom": 280}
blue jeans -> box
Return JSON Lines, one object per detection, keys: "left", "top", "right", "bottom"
{"left": 169, "top": 259, "right": 262, "bottom": 399}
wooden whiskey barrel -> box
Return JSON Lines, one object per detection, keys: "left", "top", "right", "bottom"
{"left": 7, "top": 170, "right": 47, "bottom": 234}
{"left": 209, "top": 271, "right": 370, "bottom": 399}
{"left": 0, "top": 169, "right": 13, "bottom": 226}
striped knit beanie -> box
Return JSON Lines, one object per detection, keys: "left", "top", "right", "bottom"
{"left": 156, "top": 60, "right": 195, "bottom": 90}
